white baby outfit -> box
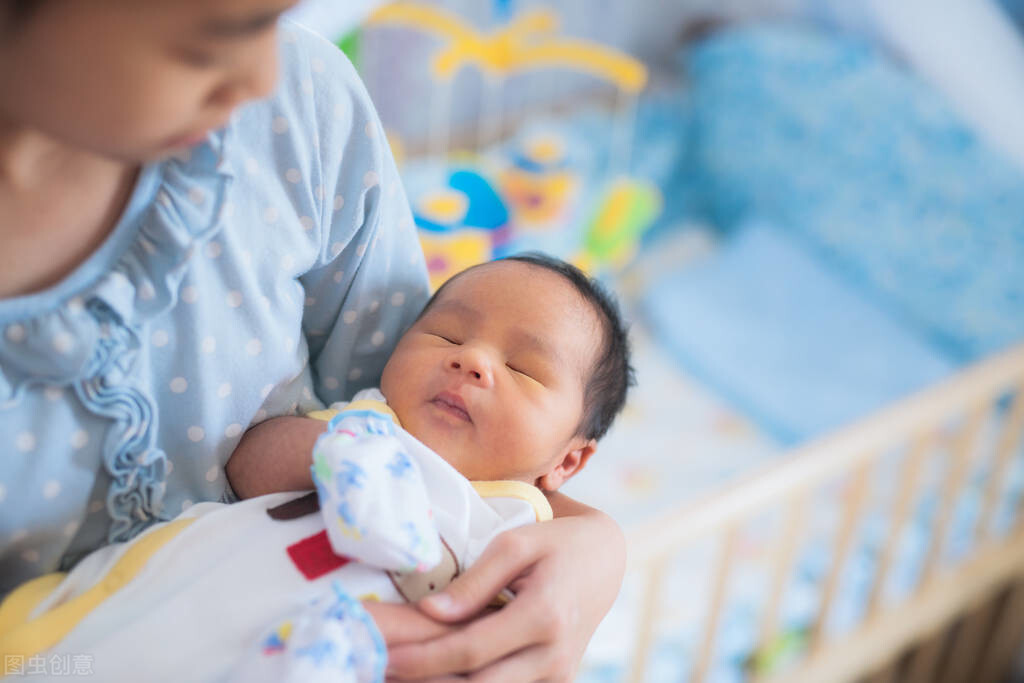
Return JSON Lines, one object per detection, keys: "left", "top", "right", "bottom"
{"left": 0, "top": 390, "right": 551, "bottom": 682}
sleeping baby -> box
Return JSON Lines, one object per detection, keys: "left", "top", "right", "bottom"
{"left": 0, "top": 254, "right": 632, "bottom": 682}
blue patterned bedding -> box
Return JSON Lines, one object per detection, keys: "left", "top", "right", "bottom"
{"left": 679, "top": 24, "right": 1024, "bottom": 362}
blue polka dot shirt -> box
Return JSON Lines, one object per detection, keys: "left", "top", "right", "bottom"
{"left": 0, "top": 21, "right": 429, "bottom": 595}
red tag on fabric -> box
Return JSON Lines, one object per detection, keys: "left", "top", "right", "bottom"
{"left": 286, "top": 530, "right": 351, "bottom": 580}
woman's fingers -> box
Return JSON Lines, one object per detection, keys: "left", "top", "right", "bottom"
{"left": 419, "top": 529, "right": 542, "bottom": 622}
{"left": 467, "top": 645, "right": 575, "bottom": 683}
{"left": 386, "top": 592, "right": 549, "bottom": 678}
{"left": 362, "top": 601, "right": 457, "bottom": 646}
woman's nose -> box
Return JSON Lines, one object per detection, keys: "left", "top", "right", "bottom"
{"left": 447, "top": 347, "right": 494, "bottom": 387}
{"left": 208, "top": 34, "right": 280, "bottom": 109}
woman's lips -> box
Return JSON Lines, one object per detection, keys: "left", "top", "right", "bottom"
{"left": 431, "top": 391, "right": 471, "bottom": 422}
{"left": 165, "top": 130, "right": 209, "bottom": 149}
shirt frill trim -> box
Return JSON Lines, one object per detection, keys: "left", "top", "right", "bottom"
{"left": 0, "top": 130, "right": 236, "bottom": 401}
{"left": 0, "top": 128, "right": 236, "bottom": 545}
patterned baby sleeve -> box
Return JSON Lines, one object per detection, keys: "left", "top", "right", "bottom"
{"left": 311, "top": 408, "right": 442, "bottom": 572}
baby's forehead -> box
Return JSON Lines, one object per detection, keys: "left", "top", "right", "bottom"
{"left": 427, "top": 260, "right": 604, "bottom": 365}
{"left": 434, "top": 260, "right": 591, "bottom": 317}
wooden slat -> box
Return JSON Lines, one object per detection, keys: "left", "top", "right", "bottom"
{"left": 903, "top": 626, "right": 948, "bottom": 683}
{"left": 919, "top": 406, "right": 986, "bottom": 587}
{"left": 865, "top": 437, "right": 928, "bottom": 620}
{"left": 757, "top": 493, "right": 807, "bottom": 650}
{"left": 975, "top": 386, "right": 1024, "bottom": 543}
{"left": 622, "top": 343, "right": 1024, "bottom": 683}
{"left": 759, "top": 527, "right": 1024, "bottom": 683}
{"left": 938, "top": 597, "right": 999, "bottom": 683}
{"left": 860, "top": 661, "right": 897, "bottom": 683}
{"left": 628, "top": 345, "right": 1024, "bottom": 568}
{"left": 977, "top": 580, "right": 1024, "bottom": 683}
{"left": 627, "top": 554, "right": 669, "bottom": 683}
{"left": 691, "top": 524, "right": 739, "bottom": 683}
{"left": 808, "top": 462, "right": 871, "bottom": 654}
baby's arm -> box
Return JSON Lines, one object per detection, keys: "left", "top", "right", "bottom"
{"left": 225, "top": 417, "right": 326, "bottom": 499}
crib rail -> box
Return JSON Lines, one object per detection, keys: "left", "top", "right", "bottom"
{"left": 625, "top": 342, "right": 1024, "bottom": 683}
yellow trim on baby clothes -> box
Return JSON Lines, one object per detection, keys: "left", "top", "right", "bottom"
{"left": 0, "top": 572, "right": 66, "bottom": 637}
{"left": 0, "top": 518, "right": 195, "bottom": 664}
{"left": 307, "top": 400, "right": 401, "bottom": 426}
{"left": 308, "top": 401, "right": 551, "bottom": 522}
{"left": 471, "top": 481, "right": 553, "bottom": 522}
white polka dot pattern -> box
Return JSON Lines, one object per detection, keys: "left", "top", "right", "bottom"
{"left": 0, "top": 23, "right": 430, "bottom": 590}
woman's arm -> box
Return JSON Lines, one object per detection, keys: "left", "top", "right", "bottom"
{"left": 383, "top": 492, "right": 626, "bottom": 680}
{"left": 225, "top": 416, "right": 326, "bottom": 499}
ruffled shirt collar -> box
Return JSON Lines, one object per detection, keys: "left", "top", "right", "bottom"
{"left": 0, "top": 129, "right": 236, "bottom": 404}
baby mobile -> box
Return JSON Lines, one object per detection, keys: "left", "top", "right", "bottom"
{"left": 363, "top": 0, "right": 662, "bottom": 289}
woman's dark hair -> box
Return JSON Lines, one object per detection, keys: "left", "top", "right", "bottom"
{"left": 5, "top": 0, "right": 43, "bottom": 24}
{"left": 422, "top": 252, "right": 635, "bottom": 442}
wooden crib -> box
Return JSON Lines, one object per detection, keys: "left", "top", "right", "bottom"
{"left": 625, "top": 343, "right": 1024, "bottom": 683}
{"left": 345, "top": 5, "right": 1024, "bottom": 679}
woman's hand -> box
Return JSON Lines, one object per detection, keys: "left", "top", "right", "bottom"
{"left": 363, "top": 601, "right": 458, "bottom": 646}
{"left": 384, "top": 494, "right": 625, "bottom": 681}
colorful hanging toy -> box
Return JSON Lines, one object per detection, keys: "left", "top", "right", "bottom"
{"left": 366, "top": 2, "right": 659, "bottom": 287}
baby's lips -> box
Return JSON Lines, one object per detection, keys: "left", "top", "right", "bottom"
{"left": 432, "top": 390, "right": 472, "bottom": 422}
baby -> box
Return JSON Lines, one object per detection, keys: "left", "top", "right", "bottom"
{"left": 1, "top": 254, "right": 632, "bottom": 682}
{"left": 291, "top": 252, "right": 633, "bottom": 596}
{"left": 378, "top": 251, "right": 631, "bottom": 487}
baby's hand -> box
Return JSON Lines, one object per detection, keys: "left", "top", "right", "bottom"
{"left": 311, "top": 422, "right": 440, "bottom": 572}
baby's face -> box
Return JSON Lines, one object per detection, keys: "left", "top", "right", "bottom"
{"left": 380, "top": 260, "right": 600, "bottom": 488}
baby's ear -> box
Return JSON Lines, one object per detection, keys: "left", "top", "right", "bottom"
{"left": 536, "top": 438, "right": 596, "bottom": 491}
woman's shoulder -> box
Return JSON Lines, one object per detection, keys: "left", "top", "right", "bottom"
{"left": 227, "top": 20, "right": 374, "bottom": 159}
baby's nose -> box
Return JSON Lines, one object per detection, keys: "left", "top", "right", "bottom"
{"left": 448, "top": 348, "right": 493, "bottom": 386}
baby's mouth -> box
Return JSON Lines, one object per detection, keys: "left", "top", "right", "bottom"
{"left": 431, "top": 391, "right": 472, "bottom": 423}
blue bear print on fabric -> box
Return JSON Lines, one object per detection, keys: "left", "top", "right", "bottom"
{"left": 401, "top": 520, "right": 422, "bottom": 554}
{"left": 335, "top": 461, "right": 366, "bottom": 493}
{"left": 295, "top": 640, "right": 339, "bottom": 668}
{"left": 386, "top": 451, "right": 413, "bottom": 478}
{"left": 335, "top": 500, "right": 359, "bottom": 529}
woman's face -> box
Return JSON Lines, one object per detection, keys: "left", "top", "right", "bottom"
{"left": 0, "top": 0, "right": 297, "bottom": 161}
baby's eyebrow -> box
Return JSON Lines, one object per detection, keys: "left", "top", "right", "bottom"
{"left": 429, "top": 298, "right": 481, "bottom": 322}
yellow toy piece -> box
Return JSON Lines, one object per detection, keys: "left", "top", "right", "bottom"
{"left": 499, "top": 134, "right": 578, "bottom": 228}
{"left": 417, "top": 188, "right": 468, "bottom": 225}
{"left": 368, "top": 2, "right": 647, "bottom": 93}
{"left": 416, "top": 187, "right": 493, "bottom": 291}
{"left": 420, "top": 231, "right": 492, "bottom": 292}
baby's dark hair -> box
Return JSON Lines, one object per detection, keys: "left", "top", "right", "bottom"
{"left": 422, "top": 253, "right": 635, "bottom": 442}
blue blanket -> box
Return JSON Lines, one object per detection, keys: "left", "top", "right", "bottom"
{"left": 643, "top": 222, "right": 957, "bottom": 445}
{"left": 682, "top": 24, "right": 1024, "bottom": 362}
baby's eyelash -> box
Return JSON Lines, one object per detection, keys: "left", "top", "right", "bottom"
{"left": 506, "top": 363, "right": 530, "bottom": 378}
